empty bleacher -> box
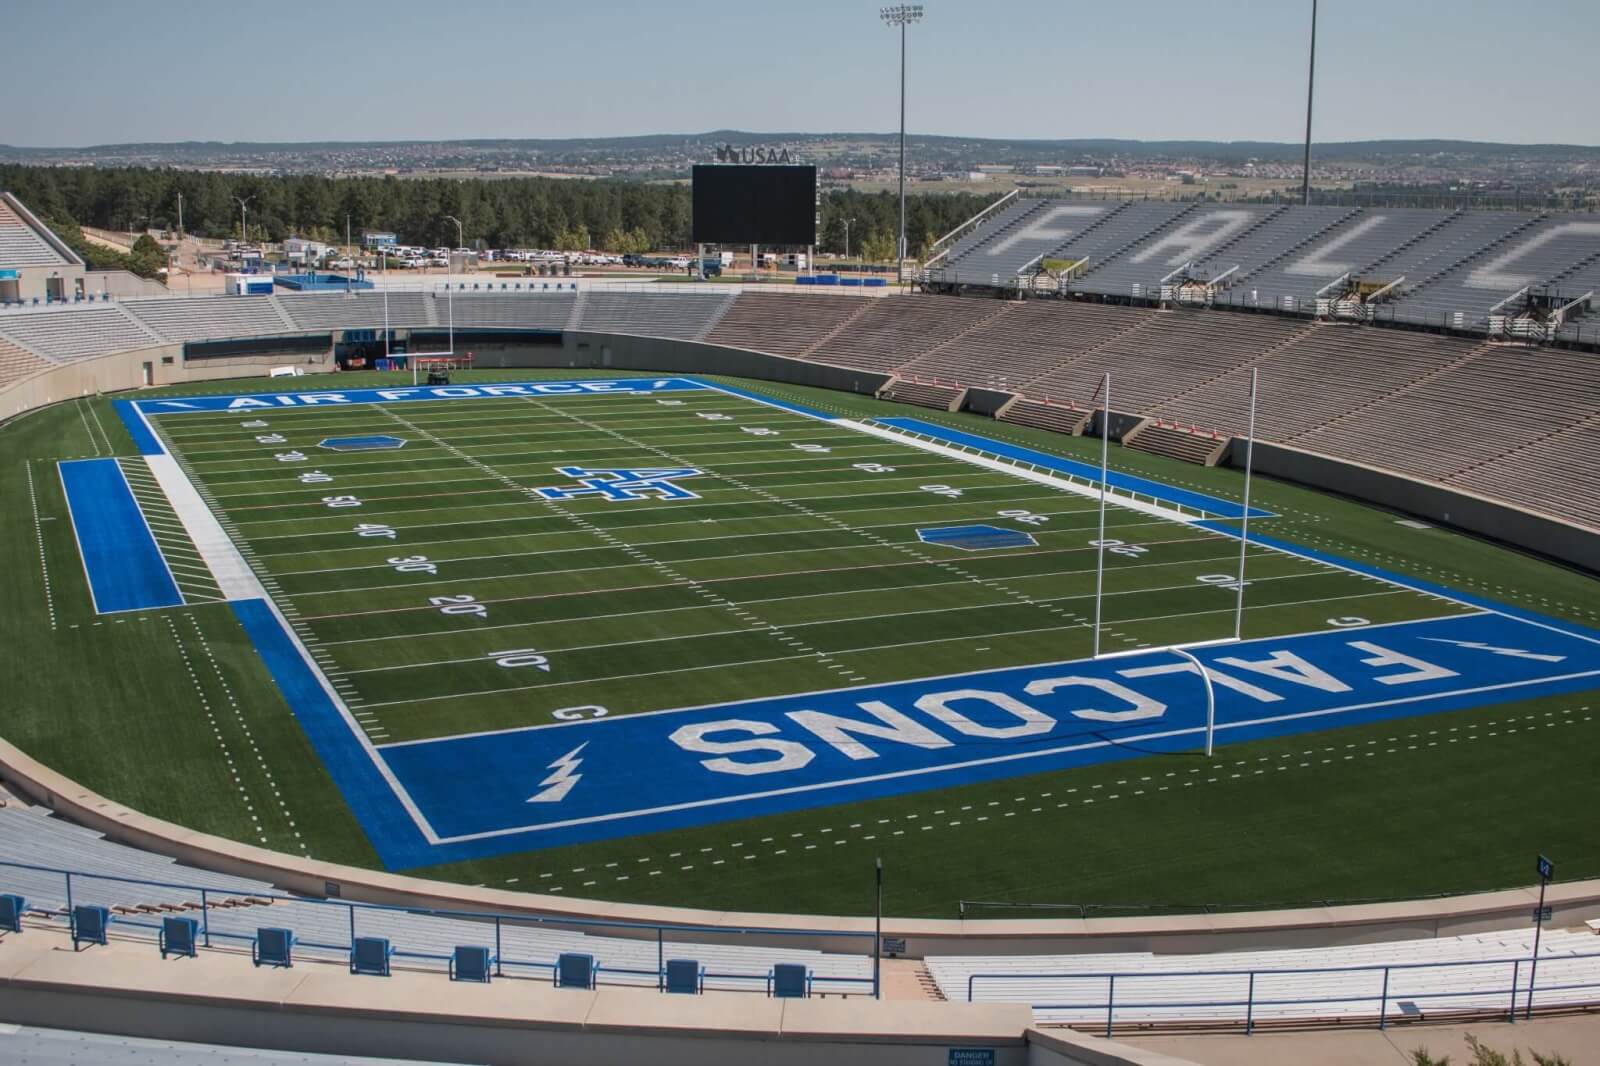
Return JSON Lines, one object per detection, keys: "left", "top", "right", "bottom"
{"left": 939, "top": 200, "right": 1122, "bottom": 285}
{"left": 928, "top": 925, "right": 1600, "bottom": 1027}
{"left": 124, "top": 295, "right": 294, "bottom": 342}
{"left": 1124, "top": 420, "right": 1229, "bottom": 465}
{"left": 0, "top": 305, "right": 160, "bottom": 361}
{"left": 443, "top": 291, "right": 575, "bottom": 330}
{"left": 576, "top": 291, "right": 733, "bottom": 340}
{"left": 0, "top": 196, "right": 75, "bottom": 268}
{"left": 1199, "top": 205, "right": 1356, "bottom": 287}
{"left": 1074, "top": 204, "right": 1281, "bottom": 297}
{"left": 276, "top": 291, "right": 433, "bottom": 330}
{"left": 1387, "top": 213, "right": 1561, "bottom": 326}
{"left": 804, "top": 296, "right": 992, "bottom": 373}
{"left": 705, "top": 292, "right": 873, "bottom": 356}
{"left": 1216, "top": 208, "right": 1456, "bottom": 311}
{"left": 897, "top": 301, "right": 1159, "bottom": 387}
{"left": 0, "top": 334, "right": 53, "bottom": 389}
{"left": 1447, "top": 412, "right": 1600, "bottom": 528}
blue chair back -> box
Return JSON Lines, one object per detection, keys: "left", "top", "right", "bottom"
{"left": 0, "top": 894, "right": 23, "bottom": 933}
{"left": 159, "top": 915, "right": 198, "bottom": 959}
{"left": 771, "top": 962, "right": 809, "bottom": 998}
{"left": 71, "top": 904, "right": 109, "bottom": 948}
{"left": 254, "top": 927, "right": 293, "bottom": 968}
{"left": 556, "top": 952, "right": 595, "bottom": 989}
{"left": 351, "top": 935, "right": 392, "bottom": 976}
{"left": 664, "top": 958, "right": 700, "bottom": 994}
{"left": 451, "top": 945, "right": 492, "bottom": 983}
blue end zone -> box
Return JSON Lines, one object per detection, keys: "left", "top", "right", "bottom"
{"left": 873, "top": 417, "right": 1271, "bottom": 520}
{"left": 918, "top": 524, "right": 1037, "bottom": 551}
{"left": 135, "top": 378, "right": 706, "bottom": 416}
{"left": 112, "top": 400, "right": 165, "bottom": 456}
{"left": 58, "top": 459, "right": 182, "bottom": 614}
{"left": 229, "top": 598, "right": 429, "bottom": 865}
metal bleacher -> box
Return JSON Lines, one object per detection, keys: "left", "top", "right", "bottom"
{"left": 0, "top": 799, "right": 874, "bottom": 995}
{"left": 575, "top": 291, "right": 734, "bottom": 340}
{"left": 0, "top": 197, "right": 76, "bottom": 268}
{"left": 929, "top": 925, "right": 1600, "bottom": 1028}
{"left": 0, "top": 304, "right": 161, "bottom": 361}
{"left": 124, "top": 294, "right": 296, "bottom": 342}
{"left": 444, "top": 291, "right": 575, "bottom": 330}
{"left": 276, "top": 291, "right": 434, "bottom": 331}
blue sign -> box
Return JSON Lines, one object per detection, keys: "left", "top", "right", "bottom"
{"left": 135, "top": 378, "right": 706, "bottom": 415}
{"left": 0, "top": 269, "right": 18, "bottom": 280}
{"left": 1538, "top": 855, "right": 1555, "bottom": 881}
{"left": 949, "top": 1050, "right": 995, "bottom": 1066}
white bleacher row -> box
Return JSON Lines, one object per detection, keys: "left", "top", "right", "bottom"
{"left": 928, "top": 925, "right": 1600, "bottom": 1026}
{"left": 933, "top": 199, "right": 1600, "bottom": 327}
{"left": 0, "top": 197, "right": 74, "bottom": 268}
{"left": 0, "top": 801, "right": 871, "bottom": 993}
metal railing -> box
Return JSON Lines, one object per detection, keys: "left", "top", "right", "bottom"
{"left": 963, "top": 950, "right": 1600, "bottom": 1036}
{"left": 0, "top": 860, "right": 877, "bottom": 996}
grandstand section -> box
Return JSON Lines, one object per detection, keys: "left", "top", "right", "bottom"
{"left": 574, "top": 290, "right": 733, "bottom": 339}
{"left": 0, "top": 334, "right": 51, "bottom": 389}
{"left": 124, "top": 294, "right": 295, "bottom": 342}
{"left": 0, "top": 195, "right": 76, "bottom": 268}
{"left": 0, "top": 304, "right": 161, "bottom": 361}
{"left": 705, "top": 292, "right": 874, "bottom": 357}
{"left": 805, "top": 294, "right": 1000, "bottom": 372}
{"left": 449, "top": 290, "right": 575, "bottom": 330}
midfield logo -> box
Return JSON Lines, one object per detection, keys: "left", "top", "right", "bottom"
{"left": 532, "top": 466, "right": 705, "bottom": 502}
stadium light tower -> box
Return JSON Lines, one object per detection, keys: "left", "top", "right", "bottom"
{"left": 443, "top": 214, "right": 464, "bottom": 250}
{"left": 1301, "top": 0, "right": 1318, "bottom": 206}
{"left": 880, "top": 4, "right": 923, "bottom": 283}
{"left": 233, "top": 195, "right": 254, "bottom": 245}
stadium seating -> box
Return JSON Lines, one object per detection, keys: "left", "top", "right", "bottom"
{"left": 705, "top": 292, "right": 873, "bottom": 356}
{"left": 276, "top": 291, "right": 433, "bottom": 330}
{"left": 443, "top": 291, "right": 574, "bottom": 330}
{"left": 123, "top": 295, "right": 295, "bottom": 342}
{"left": 0, "top": 198, "right": 73, "bottom": 267}
{"left": 0, "top": 334, "right": 53, "bottom": 389}
{"left": 1124, "top": 421, "right": 1228, "bottom": 465}
{"left": 450, "top": 944, "right": 493, "bottom": 983}
{"left": 896, "top": 300, "right": 1158, "bottom": 387}
{"left": 879, "top": 379, "right": 964, "bottom": 412}
{"left": 998, "top": 398, "right": 1091, "bottom": 436}
{"left": 575, "top": 291, "right": 733, "bottom": 340}
{"left": 1072, "top": 205, "right": 1284, "bottom": 297}
{"left": 806, "top": 296, "right": 1001, "bottom": 373}
{"left": 927, "top": 925, "right": 1600, "bottom": 1027}
{"left": 0, "top": 305, "right": 161, "bottom": 361}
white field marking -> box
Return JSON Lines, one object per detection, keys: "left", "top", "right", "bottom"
{"left": 74, "top": 398, "right": 105, "bottom": 457}
{"left": 355, "top": 575, "right": 1416, "bottom": 710}
{"left": 187, "top": 614, "right": 309, "bottom": 854}
{"left": 263, "top": 503, "right": 1113, "bottom": 573}
{"left": 223, "top": 481, "right": 1092, "bottom": 530}
{"left": 283, "top": 533, "right": 1285, "bottom": 602}
{"left": 382, "top": 619, "right": 1575, "bottom": 846}
{"left": 164, "top": 614, "right": 264, "bottom": 835}
{"left": 845, "top": 419, "right": 1200, "bottom": 524}
{"left": 144, "top": 454, "right": 265, "bottom": 601}
{"left": 25, "top": 463, "right": 58, "bottom": 629}
{"left": 339, "top": 567, "right": 1356, "bottom": 675}
{"left": 84, "top": 398, "right": 116, "bottom": 455}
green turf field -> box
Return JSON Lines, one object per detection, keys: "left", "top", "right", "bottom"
{"left": 3, "top": 368, "right": 1598, "bottom": 916}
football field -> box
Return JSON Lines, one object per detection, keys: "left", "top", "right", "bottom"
{"left": 116, "top": 376, "right": 1600, "bottom": 869}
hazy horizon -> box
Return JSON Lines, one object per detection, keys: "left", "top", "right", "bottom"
{"left": 6, "top": 0, "right": 1597, "bottom": 149}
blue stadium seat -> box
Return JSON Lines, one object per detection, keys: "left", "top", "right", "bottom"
{"left": 663, "top": 958, "right": 702, "bottom": 994}
{"left": 350, "top": 935, "right": 394, "bottom": 976}
{"left": 0, "top": 894, "right": 25, "bottom": 933}
{"left": 450, "top": 945, "right": 492, "bottom": 983}
{"left": 159, "top": 916, "right": 198, "bottom": 959}
{"left": 555, "top": 951, "right": 595, "bottom": 989}
{"left": 70, "top": 904, "right": 109, "bottom": 949}
{"left": 252, "top": 927, "right": 294, "bottom": 968}
{"left": 769, "top": 962, "right": 810, "bottom": 998}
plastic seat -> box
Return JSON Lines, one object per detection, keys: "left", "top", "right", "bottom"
{"left": 664, "top": 958, "right": 702, "bottom": 994}
{"left": 70, "top": 904, "right": 109, "bottom": 949}
{"left": 450, "top": 945, "right": 492, "bottom": 983}
{"left": 555, "top": 951, "right": 596, "bottom": 989}
{"left": 253, "top": 927, "right": 294, "bottom": 968}
{"left": 770, "top": 962, "right": 810, "bottom": 998}
{"left": 159, "top": 916, "right": 199, "bottom": 959}
{"left": 0, "top": 894, "right": 25, "bottom": 933}
{"left": 350, "top": 935, "right": 395, "bottom": 976}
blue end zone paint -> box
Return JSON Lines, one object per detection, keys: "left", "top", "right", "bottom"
{"left": 112, "top": 400, "right": 165, "bottom": 456}
{"left": 57, "top": 459, "right": 182, "bottom": 614}
{"left": 135, "top": 378, "right": 705, "bottom": 416}
{"left": 917, "top": 525, "right": 1038, "bottom": 551}
{"left": 229, "top": 598, "right": 429, "bottom": 866}
{"left": 318, "top": 435, "right": 406, "bottom": 452}
{"left": 873, "top": 417, "right": 1271, "bottom": 520}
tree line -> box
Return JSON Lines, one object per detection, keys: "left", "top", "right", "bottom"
{"left": 0, "top": 165, "right": 1001, "bottom": 260}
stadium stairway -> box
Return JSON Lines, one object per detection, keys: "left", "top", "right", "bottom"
{"left": 878, "top": 378, "right": 966, "bottom": 412}
{"left": 998, "top": 398, "right": 1091, "bottom": 436}
{"left": 1123, "top": 420, "right": 1229, "bottom": 466}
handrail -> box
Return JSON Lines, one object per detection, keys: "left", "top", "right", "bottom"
{"left": 963, "top": 949, "right": 1600, "bottom": 1035}
{"left": 924, "top": 189, "right": 1021, "bottom": 263}
{"left": 0, "top": 858, "right": 878, "bottom": 996}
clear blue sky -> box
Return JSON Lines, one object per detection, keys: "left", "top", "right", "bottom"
{"left": 6, "top": 0, "right": 1596, "bottom": 147}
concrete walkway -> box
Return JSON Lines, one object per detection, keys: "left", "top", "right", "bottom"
{"left": 1125, "top": 1015, "right": 1600, "bottom": 1064}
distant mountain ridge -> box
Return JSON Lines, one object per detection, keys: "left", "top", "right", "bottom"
{"left": 3, "top": 131, "right": 1598, "bottom": 164}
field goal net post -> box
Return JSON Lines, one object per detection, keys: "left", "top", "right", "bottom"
{"left": 412, "top": 353, "right": 474, "bottom": 383}
{"left": 380, "top": 281, "right": 456, "bottom": 384}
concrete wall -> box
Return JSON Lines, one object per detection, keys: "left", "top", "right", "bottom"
{"left": 1228, "top": 440, "right": 1600, "bottom": 574}
{"left": 963, "top": 387, "right": 1016, "bottom": 417}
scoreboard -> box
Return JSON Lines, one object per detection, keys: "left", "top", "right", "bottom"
{"left": 691, "top": 165, "right": 817, "bottom": 246}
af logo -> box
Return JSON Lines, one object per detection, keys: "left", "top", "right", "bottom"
{"left": 533, "top": 466, "right": 705, "bottom": 502}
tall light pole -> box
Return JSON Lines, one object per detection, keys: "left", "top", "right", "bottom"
{"left": 880, "top": 4, "right": 922, "bottom": 283}
{"left": 1301, "top": 0, "right": 1318, "bottom": 206}
{"left": 844, "top": 217, "right": 856, "bottom": 264}
{"left": 443, "top": 214, "right": 463, "bottom": 249}
{"left": 234, "top": 195, "right": 254, "bottom": 246}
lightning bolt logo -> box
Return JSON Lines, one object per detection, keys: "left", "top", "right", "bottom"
{"left": 527, "top": 741, "right": 589, "bottom": 804}
{"left": 1420, "top": 638, "right": 1566, "bottom": 663}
